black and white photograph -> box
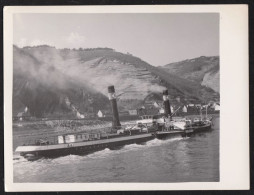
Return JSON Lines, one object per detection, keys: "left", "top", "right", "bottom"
{"left": 4, "top": 5, "right": 249, "bottom": 191}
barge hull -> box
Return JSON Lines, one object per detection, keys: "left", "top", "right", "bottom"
{"left": 18, "top": 134, "right": 154, "bottom": 159}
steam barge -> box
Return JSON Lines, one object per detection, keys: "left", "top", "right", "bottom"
{"left": 15, "top": 86, "right": 212, "bottom": 160}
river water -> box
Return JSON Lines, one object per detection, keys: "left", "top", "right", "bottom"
{"left": 13, "top": 117, "right": 219, "bottom": 183}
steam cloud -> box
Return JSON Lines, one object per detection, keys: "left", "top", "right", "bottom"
{"left": 13, "top": 45, "right": 166, "bottom": 100}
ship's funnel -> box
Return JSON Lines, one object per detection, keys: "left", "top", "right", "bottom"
{"left": 163, "top": 89, "right": 172, "bottom": 118}
{"left": 108, "top": 85, "right": 121, "bottom": 131}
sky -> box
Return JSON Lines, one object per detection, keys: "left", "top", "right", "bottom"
{"left": 13, "top": 13, "right": 219, "bottom": 66}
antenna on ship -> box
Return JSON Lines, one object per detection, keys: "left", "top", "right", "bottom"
{"left": 108, "top": 85, "right": 121, "bottom": 132}
{"left": 162, "top": 89, "right": 172, "bottom": 120}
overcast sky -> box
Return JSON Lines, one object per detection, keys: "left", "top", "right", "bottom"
{"left": 14, "top": 13, "right": 219, "bottom": 66}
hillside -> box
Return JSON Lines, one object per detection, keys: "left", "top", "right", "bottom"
{"left": 13, "top": 45, "right": 219, "bottom": 118}
{"left": 161, "top": 56, "right": 220, "bottom": 93}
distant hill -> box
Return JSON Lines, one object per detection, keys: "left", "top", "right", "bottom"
{"left": 13, "top": 45, "right": 219, "bottom": 117}
{"left": 161, "top": 56, "right": 220, "bottom": 93}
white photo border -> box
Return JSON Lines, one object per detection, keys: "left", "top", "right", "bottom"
{"left": 4, "top": 5, "right": 249, "bottom": 191}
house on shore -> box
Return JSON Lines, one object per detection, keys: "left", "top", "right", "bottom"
{"left": 214, "top": 103, "right": 220, "bottom": 111}
{"left": 97, "top": 110, "right": 105, "bottom": 118}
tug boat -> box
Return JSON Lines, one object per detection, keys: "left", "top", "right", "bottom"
{"left": 136, "top": 89, "right": 213, "bottom": 140}
{"left": 153, "top": 89, "right": 213, "bottom": 140}
{"left": 191, "top": 117, "right": 212, "bottom": 133}
{"left": 155, "top": 117, "right": 194, "bottom": 140}
{"left": 154, "top": 117, "right": 212, "bottom": 140}
{"left": 136, "top": 115, "right": 194, "bottom": 140}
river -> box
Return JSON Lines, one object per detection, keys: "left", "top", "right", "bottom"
{"left": 13, "top": 117, "right": 219, "bottom": 183}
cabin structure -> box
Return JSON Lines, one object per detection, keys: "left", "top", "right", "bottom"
{"left": 57, "top": 132, "right": 102, "bottom": 144}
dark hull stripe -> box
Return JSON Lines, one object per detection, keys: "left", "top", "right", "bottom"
{"left": 21, "top": 135, "right": 154, "bottom": 159}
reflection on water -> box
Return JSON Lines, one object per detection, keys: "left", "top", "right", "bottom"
{"left": 13, "top": 117, "right": 219, "bottom": 183}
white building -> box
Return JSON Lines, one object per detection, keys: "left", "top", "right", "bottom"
{"left": 214, "top": 104, "right": 220, "bottom": 111}
{"left": 182, "top": 105, "right": 187, "bottom": 113}
{"left": 97, "top": 110, "right": 104, "bottom": 118}
{"left": 76, "top": 111, "right": 81, "bottom": 118}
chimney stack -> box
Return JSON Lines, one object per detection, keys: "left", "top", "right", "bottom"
{"left": 108, "top": 85, "right": 121, "bottom": 131}
{"left": 163, "top": 89, "right": 172, "bottom": 118}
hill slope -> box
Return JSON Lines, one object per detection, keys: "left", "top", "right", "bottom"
{"left": 13, "top": 45, "right": 219, "bottom": 117}
{"left": 161, "top": 56, "right": 220, "bottom": 93}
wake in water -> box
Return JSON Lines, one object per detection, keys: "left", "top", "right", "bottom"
{"left": 146, "top": 137, "right": 186, "bottom": 146}
{"left": 13, "top": 136, "right": 189, "bottom": 183}
{"left": 85, "top": 137, "right": 188, "bottom": 159}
